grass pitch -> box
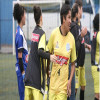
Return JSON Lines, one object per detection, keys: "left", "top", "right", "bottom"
{"left": 0, "top": 53, "right": 94, "bottom": 100}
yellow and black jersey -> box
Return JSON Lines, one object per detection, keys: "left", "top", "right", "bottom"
{"left": 47, "top": 27, "right": 76, "bottom": 94}
{"left": 91, "top": 31, "right": 100, "bottom": 65}
{"left": 25, "top": 25, "right": 49, "bottom": 91}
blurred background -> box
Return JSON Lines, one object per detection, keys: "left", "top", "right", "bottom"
{"left": 0, "top": 0, "right": 99, "bottom": 100}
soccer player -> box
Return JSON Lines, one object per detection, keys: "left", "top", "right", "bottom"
{"left": 75, "top": 0, "right": 91, "bottom": 100}
{"left": 24, "top": 6, "right": 57, "bottom": 100}
{"left": 13, "top": 3, "right": 28, "bottom": 100}
{"left": 68, "top": 3, "right": 87, "bottom": 100}
{"left": 91, "top": 13, "right": 100, "bottom": 100}
{"left": 47, "top": 1, "right": 76, "bottom": 100}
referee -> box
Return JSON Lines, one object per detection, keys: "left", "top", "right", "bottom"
{"left": 47, "top": 1, "right": 76, "bottom": 100}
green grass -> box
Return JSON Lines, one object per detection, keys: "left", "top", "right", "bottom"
{"left": 0, "top": 54, "right": 19, "bottom": 100}
{"left": 76, "top": 53, "right": 94, "bottom": 100}
{"left": 0, "top": 53, "right": 94, "bottom": 100}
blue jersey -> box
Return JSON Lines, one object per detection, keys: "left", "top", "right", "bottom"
{"left": 15, "top": 26, "right": 28, "bottom": 75}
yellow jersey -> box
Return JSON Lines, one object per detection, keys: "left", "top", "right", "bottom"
{"left": 95, "top": 31, "right": 100, "bottom": 64}
{"left": 47, "top": 27, "right": 76, "bottom": 94}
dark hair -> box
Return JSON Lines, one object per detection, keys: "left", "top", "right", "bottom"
{"left": 13, "top": 3, "right": 25, "bottom": 24}
{"left": 60, "top": 0, "right": 71, "bottom": 24}
{"left": 75, "top": 0, "right": 83, "bottom": 8}
{"left": 33, "top": 6, "right": 42, "bottom": 25}
{"left": 71, "top": 3, "right": 79, "bottom": 19}
{"left": 93, "top": 13, "right": 99, "bottom": 31}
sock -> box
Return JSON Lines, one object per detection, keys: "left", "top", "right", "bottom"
{"left": 80, "top": 89, "right": 84, "bottom": 100}
{"left": 94, "top": 97, "right": 98, "bottom": 100}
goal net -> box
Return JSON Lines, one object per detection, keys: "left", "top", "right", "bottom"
{"left": 13, "top": 0, "right": 63, "bottom": 55}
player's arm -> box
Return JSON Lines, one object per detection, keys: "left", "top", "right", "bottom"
{"left": 76, "top": 27, "right": 87, "bottom": 51}
{"left": 18, "top": 48, "right": 25, "bottom": 75}
{"left": 69, "top": 62, "right": 75, "bottom": 83}
{"left": 17, "top": 35, "right": 25, "bottom": 79}
{"left": 38, "top": 33, "right": 57, "bottom": 63}
{"left": 38, "top": 49, "right": 57, "bottom": 63}
{"left": 67, "top": 37, "right": 76, "bottom": 97}
{"left": 67, "top": 61, "right": 75, "bottom": 97}
{"left": 71, "top": 25, "right": 82, "bottom": 52}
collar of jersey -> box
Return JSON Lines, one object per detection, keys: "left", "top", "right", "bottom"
{"left": 18, "top": 25, "right": 23, "bottom": 33}
{"left": 59, "top": 26, "right": 68, "bottom": 36}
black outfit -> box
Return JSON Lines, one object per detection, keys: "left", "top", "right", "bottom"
{"left": 91, "top": 31, "right": 98, "bottom": 66}
{"left": 25, "top": 25, "right": 50, "bottom": 91}
{"left": 70, "top": 20, "right": 85, "bottom": 67}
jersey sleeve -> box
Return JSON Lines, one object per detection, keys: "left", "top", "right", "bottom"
{"left": 17, "top": 35, "right": 23, "bottom": 50}
{"left": 70, "top": 37, "right": 76, "bottom": 63}
{"left": 47, "top": 32, "right": 54, "bottom": 53}
{"left": 38, "top": 33, "right": 46, "bottom": 50}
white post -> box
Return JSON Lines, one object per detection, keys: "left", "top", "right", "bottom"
{"left": 12, "top": 0, "right": 62, "bottom": 55}
{"left": 13, "top": 2, "right": 15, "bottom": 55}
{"left": 90, "top": 0, "right": 95, "bottom": 17}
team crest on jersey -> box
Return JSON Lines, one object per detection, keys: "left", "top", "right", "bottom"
{"left": 32, "top": 33, "right": 40, "bottom": 42}
{"left": 55, "top": 41, "right": 59, "bottom": 48}
{"left": 66, "top": 43, "right": 70, "bottom": 52}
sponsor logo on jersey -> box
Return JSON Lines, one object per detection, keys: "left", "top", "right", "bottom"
{"left": 66, "top": 43, "right": 70, "bottom": 52}
{"left": 55, "top": 41, "right": 59, "bottom": 48}
{"left": 56, "top": 55, "right": 69, "bottom": 66}
{"left": 32, "top": 33, "right": 40, "bottom": 42}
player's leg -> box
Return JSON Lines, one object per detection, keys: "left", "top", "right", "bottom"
{"left": 75, "top": 67, "right": 80, "bottom": 96}
{"left": 67, "top": 63, "right": 75, "bottom": 100}
{"left": 25, "top": 86, "right": 33, "bottom": 100}
{"left": 91, "top": 66, "right": 100, "bottom": 100}
{"left": 17, "top": 75, "right": 24, "bottom": 100}
{"left": 80, "top": 66, "right": 86, "bottom": 100}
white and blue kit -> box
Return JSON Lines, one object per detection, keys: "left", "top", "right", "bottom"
{"left": 15, "top": 25, "right": 28, "bottom": 100}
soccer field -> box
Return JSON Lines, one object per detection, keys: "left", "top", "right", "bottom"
{"left": 0, "top": 53, "right": 94, "bottom": 100}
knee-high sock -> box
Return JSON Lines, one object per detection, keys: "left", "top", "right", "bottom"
{"left": 80, "top": 89, "right": 84, "bottom": 100}
{"left": 94, "top": 97, "right": 98, "bottom": 100}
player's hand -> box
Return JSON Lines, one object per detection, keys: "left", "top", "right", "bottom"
{"left": 50, "top": 55, "right": 57, "bottom": 63}
{"left": 81, "top": 27, "right": 87, "bottom": 37}
{"left": 87, "top": 44, "right": 91, "bottom": 51}
{"left": 67, "top": 80, "right": 71, "bottom": 97}
{"left": 47, "top": 71, "right": 51, "bottom": 78}
{"left": 22, "top": 71, "right": 25, "bottom": 81}
{"left": 85, "top": 43, "right": 91, "bottom": 51}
